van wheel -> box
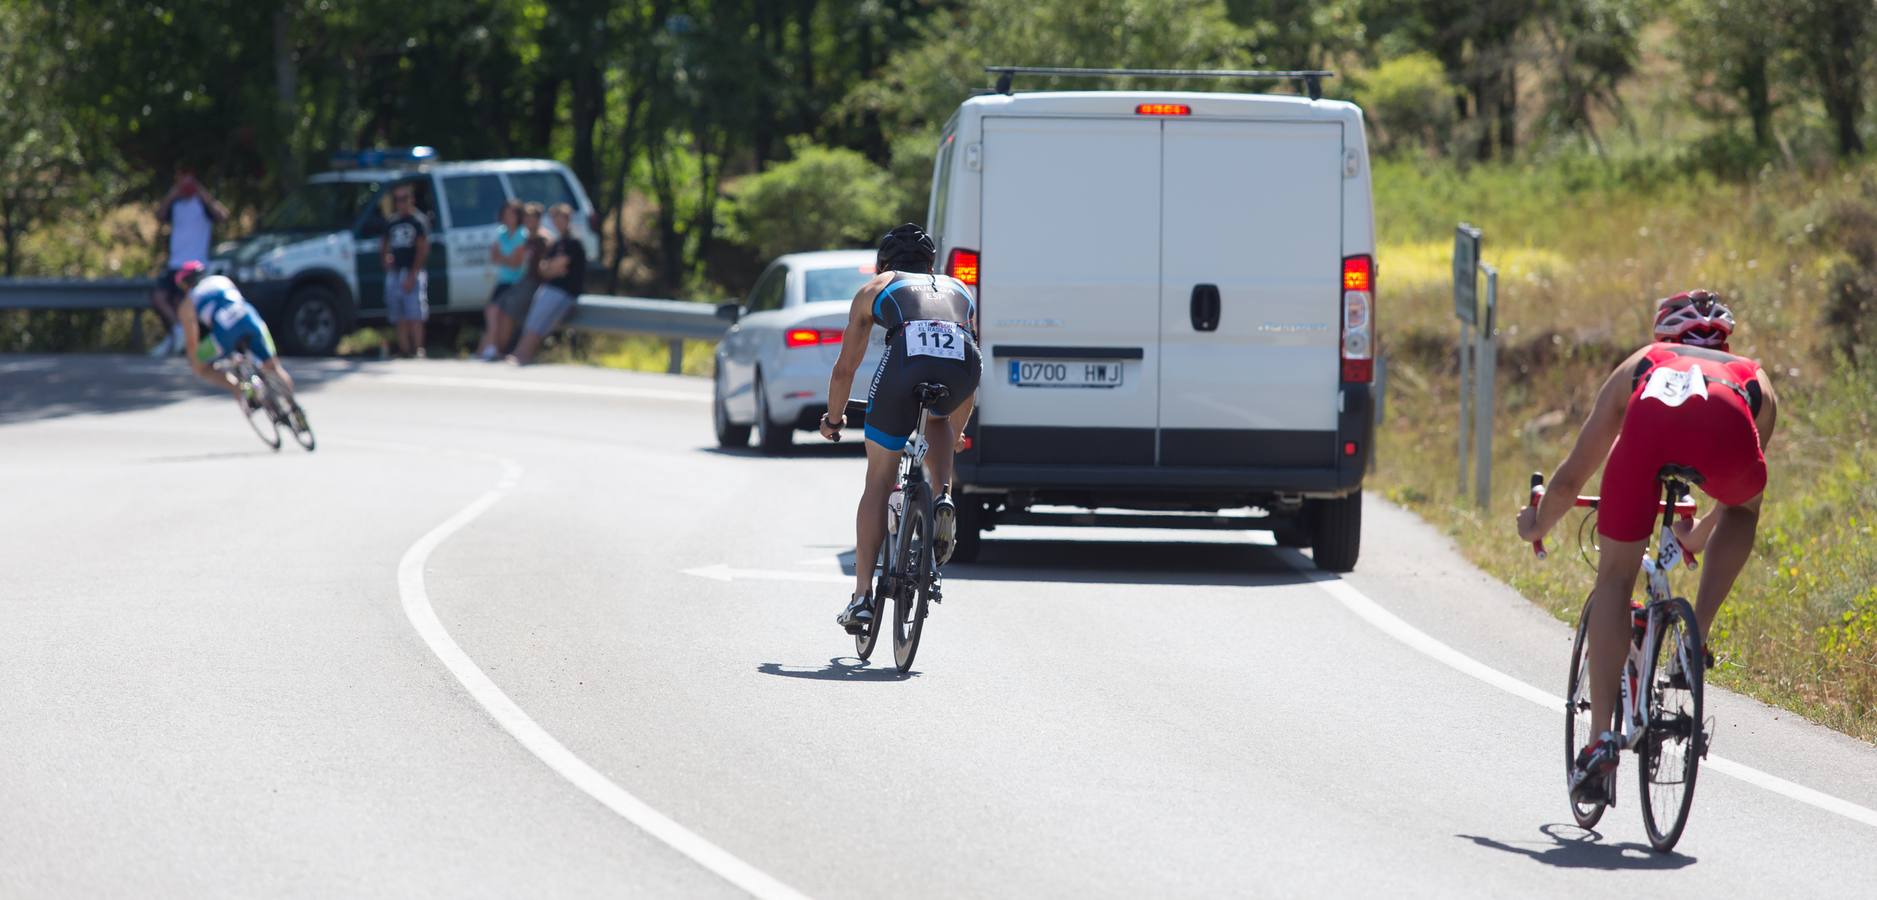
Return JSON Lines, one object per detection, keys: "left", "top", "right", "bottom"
{"left": 281, "top": 285, "right": 344, "bottom": 356}
{"left": 950, "top": 498, "right": 983, "bottom": 564}
{"left": 1308, "top": 493, "right": 1362, "bottom": 572}
{"left": 754, "top": 373, "right": 792, "bottom": 456}
{"left": 713, "top": 366, "right": 750, "bottom": 448}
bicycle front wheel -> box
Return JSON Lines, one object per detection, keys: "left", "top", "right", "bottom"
{"left": 890, "top": 497, "right": 930, "bottom": 673}
{"left": 262, "top": 371, "right": 315, "bottom": 452}
{"left": 1638, "top": 597, "right": 1704, "bottom": 852}
{"left": 238, "top": 366, "right": 281, "bottom": 450}
{"left": 1564, "top": 595, "right": 1608, "bottom": 829}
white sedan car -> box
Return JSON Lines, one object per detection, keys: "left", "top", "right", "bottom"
{"left": 712, "top": 249, "right": 886, "bottom": 454}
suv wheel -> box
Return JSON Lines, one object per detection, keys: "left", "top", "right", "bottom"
{"left": 754, "top": 373, "right": 792, "bottom": 456}
{"left": 713, "top": 366, "right": 751, "bottom": 448}
{"left": 1308, "top": 493, "right": 1362, "bottom": 572}
{"left": 282, "top": 285, "right": 344, "bottom": 356}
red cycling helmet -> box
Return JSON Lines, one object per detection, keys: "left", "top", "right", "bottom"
{"left": 173, "top": 260, "right": 208, "bottom": 290}
{"left": 1654, "top": 289, "right": 1734, "bottom": 350}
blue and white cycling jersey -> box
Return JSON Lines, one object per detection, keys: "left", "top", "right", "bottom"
{"left": 189, "top": 274, "right": 276, "bottom": 361}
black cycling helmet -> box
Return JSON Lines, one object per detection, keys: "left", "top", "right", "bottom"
{"left": 876, "top": 223, "right": 936, "bottom": 274}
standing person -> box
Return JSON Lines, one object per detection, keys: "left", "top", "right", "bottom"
{"left": 492, "top": 203, "right": 546, "bottom": 358}
{"left": 477, "top": 200, "right": 528, "bottom": 361}
{"left": 379, "top": 184, "right": 431, "bottom": 358}
{"left": 149, "top": 166, "right": 229, "bottom": 356}
{"left": 1516, "top": 289, "right": 1778, "bottom": 805}
{"left": 508, "top": 204, "right": 585, "bottom": 366}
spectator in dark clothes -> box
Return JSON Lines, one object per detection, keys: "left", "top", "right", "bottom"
{"left": 379, "top": 183, "right": 431, "bottom": 358}
{"left": 508, "top": 203, "right": 586, "bottom": 366}
{"left": 149, "top": 166, "right": 228, "bottom": 356}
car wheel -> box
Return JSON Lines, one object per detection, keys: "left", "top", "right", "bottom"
{"left": 754, "top": 372, "right": 792, "bottom": 455}
{"left": 281, "top": 285, "right": 345, "bottom": 356}
{"left": 1308, "top": 493, "right": 1362, "bottom": 572}
{"left": 713, "top": 365, "right": 751, "bottom": 448}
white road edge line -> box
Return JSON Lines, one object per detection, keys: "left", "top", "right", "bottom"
{"left": 1304, "top": 569, "right": 1877, "bottom": 829}
{"left": 396, "top": 455, "right": 813, "bottom": 900}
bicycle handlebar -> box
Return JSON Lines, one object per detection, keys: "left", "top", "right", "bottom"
{"left": 1527, "top": 471, "right": 1699, "bottom": 561}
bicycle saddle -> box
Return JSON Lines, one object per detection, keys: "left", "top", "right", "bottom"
{"left": 1656, "top": 464, "right": 1705, "bottom": 485}
{"left": 914, "top": 383, "right": 950, "bottom": 408}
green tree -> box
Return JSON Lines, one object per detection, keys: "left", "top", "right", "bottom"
{"left": 722, "top": 140, "right": 896, "bottom": 261}
{"left": 0, "top": 5, "right": 98, "bottom": 276}
{"left": 1670, "top": 0, "right": 1786, "bottom": 150}
{"left": 1356, "top": 52, "right": 1458, "bottom": 157}
{"left": 1782, "top": 0, "right": 1875, "bottom": 156}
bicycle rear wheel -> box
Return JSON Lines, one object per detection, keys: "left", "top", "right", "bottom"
{"left": 1639, "top": 597, "right": 1703, "bottom": 852}
{"left": 262, "top": 371, "right": 316, "bottom": 451}
{"left": 854, "top": 537, "right": 888, "bottom": 661}
{"left": 1564, "top": 596, "right": 1608, "bottom": 829}
{"left": 890, "top": 496, "right": 930, "bottom": 673}
{"left": 237, "top": 364, "right": 281, "bottom": 450}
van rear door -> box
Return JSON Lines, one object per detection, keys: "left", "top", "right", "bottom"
{"left": 1157, "top": 120, "right": 1343, "bottom": 466}
{"left": 977, "top": 117, "right": 1161, "bottom": 466}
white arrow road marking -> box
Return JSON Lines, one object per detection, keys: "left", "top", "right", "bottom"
{"left": 684, "top": 564, "right": 854, "bottom": 585}
{"left": 1301, "top": 564, "right": 1877, "bottom": 830}
{"left": 399, "top": 453, "right": 811, "bottom": 900}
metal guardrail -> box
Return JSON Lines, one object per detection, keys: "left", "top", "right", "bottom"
{"left": 0, "top": 279, "right": 725, "bottom": 373}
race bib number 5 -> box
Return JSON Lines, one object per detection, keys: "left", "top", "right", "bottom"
{"left": 906, "top": 321, "right": 966, "bottom": 361}
{"left": 1640, "top": 365, "right": 1708, "bottom": 407}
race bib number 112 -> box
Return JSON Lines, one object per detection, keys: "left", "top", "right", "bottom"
{"left": 906, "top": 321, "right": 965, "bottom": 361}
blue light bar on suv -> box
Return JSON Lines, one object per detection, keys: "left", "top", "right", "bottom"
{"left": 329, "top": 146, "right": 438, "bottom": 170}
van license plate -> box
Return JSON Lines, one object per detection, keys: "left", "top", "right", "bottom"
{"left": 1008, "top": 360, "right": 1124, "bottom": 388}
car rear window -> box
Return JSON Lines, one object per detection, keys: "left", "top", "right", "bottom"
{"left": 507, "top": 170, "right": 578, "bottom": 211}
{"left": 803, "top": 266, "right": 874, "bottom": 304}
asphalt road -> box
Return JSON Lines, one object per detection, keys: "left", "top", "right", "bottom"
{"left": 4, "top": 354, "right": 1876, "bottom": 898}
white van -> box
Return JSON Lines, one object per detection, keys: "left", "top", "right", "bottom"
{"left": 213, "top": 150, "right": 599, "bottom": 355}
{"left": 925, "top": 84, "right": 1377, "bottom": 571}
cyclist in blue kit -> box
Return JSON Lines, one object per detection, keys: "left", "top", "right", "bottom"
{"left": 819, "top": 225, "right": 982, "bottom": 633}
{"left": 174, "top": 261, "right": 298, "bottom": 405}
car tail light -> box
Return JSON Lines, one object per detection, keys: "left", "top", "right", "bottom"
{"left": 1341, "top": 254, "right": 1374, "bottom": 383}
{"left": 959, "top": 434, "right": 974, "bottom": 451}
{"left": 589, "top": 212, "right": 602, "bottom": 235}
{"left": 947, "top": 248, "right": 979, "bottom": 287}
{"left": 1136, "top": 103, "right": 1191, "bottom": 116}
{"left": 785, "top": 328, "right": 844, "bottom": 348}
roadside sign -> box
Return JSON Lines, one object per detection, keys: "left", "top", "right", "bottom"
{"left": 1454, "top": 224, "right": 1481, "bottom": 325}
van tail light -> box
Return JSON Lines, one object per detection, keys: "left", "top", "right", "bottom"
{"left": 589, "top": 212, "right": 602, "bottom": 235}
{"left": 947, "top": 248, "right": 980, "bottom": 287}
{"left": 785, "top": 328, "right": 844, "bottom": 348}
{"left": 1341, "top": 254, "right": 1374, "bottom": 383}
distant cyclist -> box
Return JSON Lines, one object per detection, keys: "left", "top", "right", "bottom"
{"left": 819, "top": 224, "right": 982, "bottom": 633}
{"left": 174, "top": 261, "right": 297, "bottom": 404}
{"left": 1516, "top": 289, "right": 1778, "bottom": 804}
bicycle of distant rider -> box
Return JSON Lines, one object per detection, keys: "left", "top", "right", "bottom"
{"left": 850, "top": 383, "right": 951, "bottom": 673}
{"left": 215, "top": 342, "right": 315, "bottom": 452}
{"left": 1529, "top": 468, "right": 1708, "bottom": 852}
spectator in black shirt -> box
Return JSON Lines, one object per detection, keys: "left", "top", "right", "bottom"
{"left": 379, "top": 183, "right": 431, "bottom": 358}
{"left": 509, "top": 203, "right": 587, "bottom": 365}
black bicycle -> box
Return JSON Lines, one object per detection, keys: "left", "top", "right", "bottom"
{"left": 1530, "top": 468, "right": 1707, "bottom": 852}
{"left": 216, "top": 345, "right": 315, "bottom": 452}
{"left": 846, "top": 384, "right": 950, "bottom": 672}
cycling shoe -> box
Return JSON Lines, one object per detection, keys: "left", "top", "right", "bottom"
{"left": 1570, "top": 731, "right": 1622, "bottom": 805}
{"left": 932, "top": 494, "right": 957, "bottom": 566}
{"left": 836, "top": 594, "right": 873, "bottom": 635}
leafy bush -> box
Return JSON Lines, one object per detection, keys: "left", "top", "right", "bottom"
{"left": 1356, "top": 53, "right": 1458, "bottom": 157}
{"left": 722, "top": 139, "right": 897, "bottom": 261}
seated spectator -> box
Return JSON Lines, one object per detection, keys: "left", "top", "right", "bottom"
{"left": 493, "top": 202, "right": 548, "bottom": 356}
{"left": 477, "top": 200, "right": 528, "bottom": 360}
{"left": 508, "top": 203, "right": 585, "bottom": 366}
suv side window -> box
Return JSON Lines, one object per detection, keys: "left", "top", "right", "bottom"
{"left": 507, "top": 170, "right": 577, "bottom": 212}
{"left": 442, "top": 174, "right": 507, "bottom": 228}
{"left": 747, "top": 265, "right": 787, "bottom": 313}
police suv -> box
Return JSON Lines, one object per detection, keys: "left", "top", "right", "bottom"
{"left": 923, "top": 71, "right": 1378, "bottom": 571}
{"left": 213, "top": 148, "right": 600, "bottom": 355}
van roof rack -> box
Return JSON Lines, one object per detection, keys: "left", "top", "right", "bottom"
{"left": 984, "top": 66, "right": 1334, "bottom": 101}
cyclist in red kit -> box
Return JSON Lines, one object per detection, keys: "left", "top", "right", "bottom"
{"left": 1516, "top": 289, "right": 1779, "bottom": 804}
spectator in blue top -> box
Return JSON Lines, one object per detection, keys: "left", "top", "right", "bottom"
{"left": 477, "top": 200, "right": 529, "bottom": 361}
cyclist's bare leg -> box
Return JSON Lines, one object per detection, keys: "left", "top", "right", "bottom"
{"left": 923, "top": 394, "right": 975, "bottom": 495}
{"left": 1692, "top": 494, "right": 1761, "bottom": 642}
{"left": 261, "top": 358, "right": 295, "bottom": 397}
{"left": 853, "top": 440, "right": 900, "bottom": 598}
{"left": 194, "top": 363, "right": 240, "bottom": 397}
{"left": 1586, "top": 534, "right": 1647, "bottom": 738}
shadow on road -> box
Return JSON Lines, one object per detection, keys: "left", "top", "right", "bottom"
{"left": 831, "top": 538, "right": 1318, "bottom": 589}
{"left": 141, "top": 449, "right": 282, "bottom": 464}
{"left": 698, "top": 441, "right": 865, "bottom": 460}
{"left": 756, "top": 657, "right": 917, "bottom": 682}
{"left": 0, "top": 354, "right": 372, "bottom": 425}
{"left": 1457, "top": 824, "right": 1696, "bottom": 870}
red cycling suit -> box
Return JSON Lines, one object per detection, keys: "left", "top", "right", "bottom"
{"left": 1597, "top": 342, "right": 1767, "bottom": 542}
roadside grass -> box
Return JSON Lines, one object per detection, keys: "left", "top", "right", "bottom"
{"left": 1370, "top": 156, "right": 1877, "bottom": 742}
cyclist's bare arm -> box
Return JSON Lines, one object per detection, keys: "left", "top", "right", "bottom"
{"left": 1528, "top": 346, "right": 1649, "bottom": 541}
{"left": 821, "top": 273, "right": 892, "bottom": 438}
